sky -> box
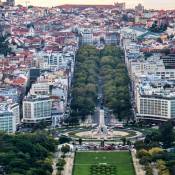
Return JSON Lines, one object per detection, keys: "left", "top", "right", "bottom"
{"left": 15, "top": 0, "right": 175, "bottom": 10}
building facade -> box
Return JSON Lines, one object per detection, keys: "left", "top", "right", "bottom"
{"left": 0, "top": 106, "right": 16, "bottom": 133}
{"left": 23, "top": 96, "right": 52, "bottom": 123}
{"left": 81, "top": 29, "right": 93, "bottom": 45}
{"left": 135, "top": 81, "right": 175, "bottom": 121}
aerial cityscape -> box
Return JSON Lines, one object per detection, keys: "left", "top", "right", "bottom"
{"left": 0, "top": 0, "right": 175, "bottom": 175}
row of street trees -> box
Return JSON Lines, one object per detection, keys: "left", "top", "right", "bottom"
{"left": 100, "top": 46, "right": 131, "bottom": 120}
{"left": 70, "top": 45, "right": 100, "bottom": 124}
{"left": 56, "top": 145, "right": 70, "bottom": 175}
{"left": 70, "top": 45, "right": 131, "bottom": 124}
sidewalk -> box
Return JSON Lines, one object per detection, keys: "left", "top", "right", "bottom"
{"left": 62, "top": 153, "right": 75, "bottom": 175}
{"left": 131, "top": 149, "right": 145, "bottom": 175}
{"left": 52, "top": 150, "right": 60, "bottom": 175}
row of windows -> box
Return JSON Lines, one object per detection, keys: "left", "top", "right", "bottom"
{"left": 140, "top": 99, "right": 168, "bottom": 116}
{"left": 140, "top": 110, "right": 168, "bottom": 116}
{"left": 0, "top": 124, "right": 13, "bottom": 127}
{"left": 140, "top": 99, "right": 167, "bottom": 104}
{"left": 0, "top": 128, "right": 13, "bottom": 132}
{"left": 141, "top": 104, "right": 167, "bottom": 108}
{"left": 141, "top": 101, "right": 167, "bottom": 106}
{"left": 140, "top": 104, "right": 168, "bottom": 110}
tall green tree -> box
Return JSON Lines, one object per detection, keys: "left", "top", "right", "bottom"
{"left": 0, "top": 35, "right": 11, "bottom": 56}
{"left": 159, "top": 120, "right": 174, "bottom": 148}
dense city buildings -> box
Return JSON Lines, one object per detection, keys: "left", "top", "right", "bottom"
{"left": 121, "top": 19, "right": 175, "bottom": 121}
{"left": 0, "top": 1, "right": 175, "bottom": 132}
{"left": 1, "top": 2, "right": 175, "bottom": 175}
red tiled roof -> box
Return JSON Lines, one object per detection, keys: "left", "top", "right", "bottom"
{"left": 12, "top": 77, "right": 27, "bottom": 86}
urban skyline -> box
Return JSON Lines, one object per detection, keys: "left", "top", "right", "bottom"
{"left": 15, "top": 0, "right": 175, "bottom": 9}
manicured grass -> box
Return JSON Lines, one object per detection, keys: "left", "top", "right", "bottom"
{"left": 73, "top": 151, "right": 135, "bottom": 175}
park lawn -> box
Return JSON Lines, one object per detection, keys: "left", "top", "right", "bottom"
{"left": 73, "top": 151, "right": 135, "bottom": 175}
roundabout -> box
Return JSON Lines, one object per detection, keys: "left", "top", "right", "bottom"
{"left": 66, "top": 127, "right": 143, "bottom": 141}
{"left": 65, "top": 108, "right": 143, "bottom": 141}
{"left": 75, "top": 129, "right": 129, "bottom": 139}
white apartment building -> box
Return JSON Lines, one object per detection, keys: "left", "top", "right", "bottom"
{"left": 38, "top": 51, "right": 65, "bottom": 70}
{"left": 23, "top": 96, "right": 52, "bottom": 123}
{"left": 38, "top": 51, "right": 74, "bottom": 71}
{"left": 137, "top": 96, "right": 171, "bottom": 120}
{"left": 121, "top": 27, "right": 147, "bottom": 41}
{"left": 135, "top": 82, "right": 175, "bottom": 121}
{"left": 0, "top": 111, "right": 16, "bottom": 133}
{"left": 123, "top": 40, "right": 142, "bottom": 67}
{"left": 0, "top": 104, "right": 16, "bottom": 133}
{"left": 81, "top": 29, "right": 93, "bottom": 45}
{"left": 30, "top": 82, "right": 51, "bottom": 95}
{"left": 11, "top": 103, "right": 20, "bottom": 126}
{"left": 129, "top": 55, "right": 175, "bottom": 81}
{"left": 136, "top": 95, "right": 175, "bottom": 121}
